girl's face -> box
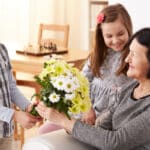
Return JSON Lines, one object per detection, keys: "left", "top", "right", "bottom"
{"left": 125, "top": 38, "right": 149, "bottom": 80}
{"left": 101, "top": 18, "right": 129, "bottom": 51}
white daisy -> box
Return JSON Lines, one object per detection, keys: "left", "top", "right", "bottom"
{"left": 64, "top": 79, "right": 76, "bottom": 93}
{"left": 49, "top": 92, "right": 60, "bottom": 103}
{"left": 65, "top": 93, "right": 75, "bottom": 100}
{"left": 52, "top": 76, "right": 65, "bottom": 90}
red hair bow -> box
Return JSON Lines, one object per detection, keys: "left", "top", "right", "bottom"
{"left": 97, "top": 13, "right": 104, "bottom": 24}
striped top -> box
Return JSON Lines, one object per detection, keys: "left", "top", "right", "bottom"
{"left": 0, "top": 44, "right": 30, "bottom": 138}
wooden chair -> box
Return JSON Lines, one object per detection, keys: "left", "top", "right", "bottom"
{"left": 38, "top": 24, "right": 70, "bottom": 49}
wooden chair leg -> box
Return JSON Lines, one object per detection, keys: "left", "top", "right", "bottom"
{"left": 13, "top": 121, "right": 25, "bottom": 149}
{"left": 13, "top": 119, "right": 18, "bottom": 140}
{"left": 13, "top": 105, "right": 25, "bottom": 149}
{"left": 20, "top": 126, "right": 25, "bottom": 149}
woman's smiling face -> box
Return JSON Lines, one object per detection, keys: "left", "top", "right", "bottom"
{"left": 125, "top": 38, "right": 150, "bottom": 80}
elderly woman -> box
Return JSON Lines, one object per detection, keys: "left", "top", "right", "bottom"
{"left": 23, "top": 28, "right": 150, "bottom": 150}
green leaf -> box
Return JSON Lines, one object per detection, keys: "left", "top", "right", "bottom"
{"left": 30, "top": 105, "right": 40, "bottom": 116}
{"left": 30, "top": 93, "right": 40, "bottom": 101}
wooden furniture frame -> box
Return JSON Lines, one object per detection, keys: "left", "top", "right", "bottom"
{"left": 11, "top": 49, "right": 89, "bottom": 74}
{"left": 38, "top": 24, "right": 70, "bottom": 49}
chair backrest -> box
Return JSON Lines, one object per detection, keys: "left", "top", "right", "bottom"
{"left": 38, "top": 24, "right": 69, "bottom": 49}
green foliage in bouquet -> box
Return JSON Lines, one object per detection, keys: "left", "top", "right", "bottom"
{"left": 30, "top": 59, "right": 91, "bottom": 119}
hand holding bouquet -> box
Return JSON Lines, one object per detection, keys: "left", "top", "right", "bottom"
{"left": 30, "top": 59, "right": 91, "bottom": 119}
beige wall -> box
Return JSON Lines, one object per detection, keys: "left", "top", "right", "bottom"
{"left": 109, "top": 0, "right": 150, "bottom": 32}
{"left": 66, "top": 0, "right": 89, "bottom": 50}
{"left": 0, "top": 0, "right": 90, "bottom": 51}
{"left": 28, "top": 0, "right": 89, "bottom": 50}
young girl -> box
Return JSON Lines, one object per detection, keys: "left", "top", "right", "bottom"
{"left": 38, "top": 3, "right": 133, "bottom": 134}
{"left": 81, "top": 3, "right": 133, "bottom": 124}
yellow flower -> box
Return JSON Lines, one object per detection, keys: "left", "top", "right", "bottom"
{"left": 54, "top": 63, "right": 65, "bottom": 74}
{"left": 79, "top": 84, "right": 89, "bottom": 97}
{"left": 79, "top": 101, "right": 91, "bottom": 112}
{"left": 72, "top": 95, "right": 82, "bottom": 105}
{"left": 46, "top": 59, "right": 56, "bottom": 65}
{"left": 69, "top": 105, "right": 80, "bottom": 114}
{"left": 39, "top": 69, "right": 49, "bottom": 79}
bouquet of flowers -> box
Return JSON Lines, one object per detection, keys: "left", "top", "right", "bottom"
{"left": 30, "top": 59, "right": 91, "bottom": 119}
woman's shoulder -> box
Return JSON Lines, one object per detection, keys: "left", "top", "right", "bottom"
{"left": 109, "top": 80, "right": 138, "bottom": 111}
{"left": 117, "top": 79, "right": 138, "bottom": 101}
{"left": 121, "top": 79, "right": 137, "bottom": 92}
